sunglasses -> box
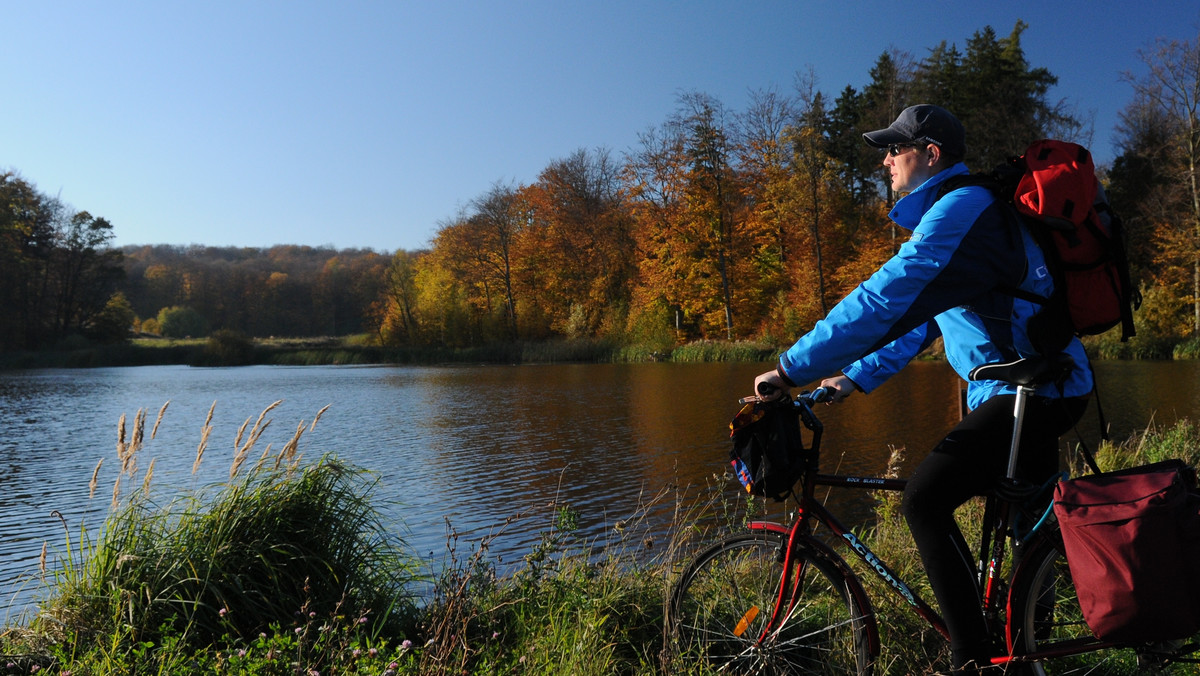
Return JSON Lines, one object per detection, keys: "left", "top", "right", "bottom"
{"left": 886, "top": 143, "right": 922, "bottom": 157}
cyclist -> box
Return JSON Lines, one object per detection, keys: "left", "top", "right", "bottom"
{"left": 752, "top": 104, "right": 1092, "bottom": 674}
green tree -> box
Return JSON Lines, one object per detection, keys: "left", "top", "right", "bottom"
{"left": 89, "top": 292, "right": 136, "bottom": 343}
{"left": 157, "top": 305, "right": 209, "bottom": 338}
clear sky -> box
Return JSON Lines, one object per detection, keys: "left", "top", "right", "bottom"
{"left": 3, "top": 1, "right": 1198, "bottom": 253}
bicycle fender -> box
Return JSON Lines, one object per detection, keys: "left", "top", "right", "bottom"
{"left": 746, "top": 520, "right": 788, "bottom": 534}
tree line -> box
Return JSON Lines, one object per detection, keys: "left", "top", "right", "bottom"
{"left": 3, "top": 23, "right": 1198, "bottom": 355}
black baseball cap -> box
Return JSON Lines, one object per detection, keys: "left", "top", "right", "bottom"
{"left": 863, "top": 104, "right": 965, "bottom": 158}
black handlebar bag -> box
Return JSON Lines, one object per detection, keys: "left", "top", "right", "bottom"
{"left": 729, "top": 400, "right": 806, "bottom": 502}
{"left": 1052, "top": 459, "right": 1200, "bottom": 643}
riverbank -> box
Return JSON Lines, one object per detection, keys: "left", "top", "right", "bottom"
{"left": 3, "top": 409, "right": 1197, "bottom": 675}
{"left": 0, "top": 335, "right": 782, "bottom": 370}
{"left": 3, "top": 330, "right": 1199, "bottom": 371}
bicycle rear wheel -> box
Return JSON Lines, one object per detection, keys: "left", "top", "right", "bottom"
{"left": 669, "top": 531, "right": 874, "bottom": 675}
{"left": 1007, "top": 531, "right": 1177, "bottom": 675}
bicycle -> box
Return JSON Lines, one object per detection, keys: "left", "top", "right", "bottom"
{"left": 668, "top": 355, "right": 1200, "bottom": 674}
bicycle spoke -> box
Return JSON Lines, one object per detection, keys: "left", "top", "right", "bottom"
{"left": 670, "top": 532, "right": 873, "bottom": 675}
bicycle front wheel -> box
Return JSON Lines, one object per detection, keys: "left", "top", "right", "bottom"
{"left": 1007, "top": 531, "right": 1165, "bottom": 675}
{"left": 669, "top": 531, "right": 874, "bottom": 675}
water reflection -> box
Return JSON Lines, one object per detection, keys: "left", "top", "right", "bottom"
{"left": 0, "top": 359, "right": 1196, "bottom": 620}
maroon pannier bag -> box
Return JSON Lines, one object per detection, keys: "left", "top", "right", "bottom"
{"left": 1052, "top": 460, "right": 1200, "bottom": 643}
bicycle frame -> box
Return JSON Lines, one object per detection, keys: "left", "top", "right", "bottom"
{"left": 742, "top": 374, "right": 1115, "bottom": 669}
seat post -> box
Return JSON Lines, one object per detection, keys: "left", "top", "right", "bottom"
{"left": 1007, "top": 385, "right": 1034, "bottom": 480}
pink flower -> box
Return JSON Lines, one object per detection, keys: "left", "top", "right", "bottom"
{"left": 219, "top": 607, "right": 227, "bottom": 617}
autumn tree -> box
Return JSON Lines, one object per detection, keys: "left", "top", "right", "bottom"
{"left": 627, "top": 92, "right": 749, "bottom": 340}
{"left": 374, "top": 249, "right": 422, "bottom": 345}
{"left": 1119, "top": 32, "right": 1200, "bottom": 335}
{"left": 428, "top": 184, "right": 526, "bottom": 342}
{"left": 733, "top": 87, "right": 802, "bottom": 336}
{"left": 515, "top": 148, "right": 635, "bottom": 339}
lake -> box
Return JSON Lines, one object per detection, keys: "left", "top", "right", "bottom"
{"left": 2, "top": 359, "right": 1198, "bottom": 621}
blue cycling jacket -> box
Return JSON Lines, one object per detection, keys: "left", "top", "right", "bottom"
{"left": 779, "top": 163, "right": 1093, "bottom": 410}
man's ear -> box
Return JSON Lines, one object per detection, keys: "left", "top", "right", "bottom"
{"left": 926, "top": 143, "right": 942, "bottom": 168}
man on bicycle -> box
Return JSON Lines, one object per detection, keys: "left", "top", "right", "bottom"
{"left": 753, "top": 104, "right": 1092, "bottom": 674}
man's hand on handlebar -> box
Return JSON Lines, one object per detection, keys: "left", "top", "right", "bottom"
{"left": 753, "top": 370, "right": 790, "bottom": 401}
{"left": 819, "top": 375, "right": 857, "bottom": 404}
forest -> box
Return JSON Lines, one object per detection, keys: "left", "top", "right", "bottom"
{"left": 2, "top": 23, "right": 1198, "bottom": 358}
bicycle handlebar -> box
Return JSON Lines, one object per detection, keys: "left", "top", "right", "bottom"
{"left": 742, "top": 385, "right": 831, "bottom": 407}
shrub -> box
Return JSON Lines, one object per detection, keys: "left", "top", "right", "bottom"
{"left": 202, "top": 329, "right": 256, "bottom": 366}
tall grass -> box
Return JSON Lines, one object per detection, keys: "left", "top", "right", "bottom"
{"left": 7, "top": 402, "right": 421, "bottom": 674}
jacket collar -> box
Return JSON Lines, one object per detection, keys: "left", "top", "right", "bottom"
{"left": 889, "top": 162, "right": 970, "bottom": 230}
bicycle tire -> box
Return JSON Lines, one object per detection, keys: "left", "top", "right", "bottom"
{"left": 1007, "top": 528, "right": 1177, "bottom": 675}
{"left": 669, "top": 531, "right": 875, "bottom": 675}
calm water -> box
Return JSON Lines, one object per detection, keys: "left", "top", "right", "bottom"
{"left": 1, "top": 359, "right": 1197, "bottom": 620}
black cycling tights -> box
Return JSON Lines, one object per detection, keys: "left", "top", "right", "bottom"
{"left": 901, "top": 393, "right": 1088, "bottom": 671}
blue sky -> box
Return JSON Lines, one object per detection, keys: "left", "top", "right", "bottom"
{"left": 3, "top": 2, "right": 1198, "bottom": 253}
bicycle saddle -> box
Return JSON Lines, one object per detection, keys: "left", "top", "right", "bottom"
{"left": 967, "top": 353, "right": 1075, "bottom": 387}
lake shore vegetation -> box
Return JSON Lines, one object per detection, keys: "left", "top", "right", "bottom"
{"left": 5, "top": 25, "right": 1200, "bottom": 364}
{"left": 2, "top": 403, "right": 1198, "bottom": 674}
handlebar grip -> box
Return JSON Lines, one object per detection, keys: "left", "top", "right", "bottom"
{"left": 756, "top": 381, "right": 781, "bottom": 397}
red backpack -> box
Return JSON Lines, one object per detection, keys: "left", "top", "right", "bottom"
{"left": 938, "top": 139, "right": 1141, "bottom": 354}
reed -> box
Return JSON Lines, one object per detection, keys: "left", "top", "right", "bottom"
{"left": 13, "top": 401, "right": 422, "bottom": 674}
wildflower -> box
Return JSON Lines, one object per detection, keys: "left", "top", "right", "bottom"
{"left": 219, "top": 607, "right": 227, "bottom": 617}
{"left": 400, "top": 640, "right": 412, "bottom": 650}
{"left": 309, "top": 611, "right": 317, "bottom": 618}
{"left": 237, "top": 649, "right": 246, "bottom": 658}
{"left": 358, "top": 616, "right": 368, "bottom": 624}
{"left": 388, "top": 663, "right": 399, "bottom": 670}
{"left": 295, "top": 626, "right": 304, "bottom": 634}
{"left": 369, "top": 647, "right": 379, "bottom": 657}
{"left": 352, "top": 648, "right": 361, "bottom": 658}
{"left": 492, "top": 631, "right": 500, "bottom": 639}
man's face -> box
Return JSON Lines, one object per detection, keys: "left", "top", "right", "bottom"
{"left": 884, "top": 143, "right": 932, "bottom": 194}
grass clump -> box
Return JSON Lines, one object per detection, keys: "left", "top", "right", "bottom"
{"left": 5, "top": 402, "right": 421, "bottom": 674}
{"left": 1084, "top": 415, "right": 1200, "bottom": 472}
